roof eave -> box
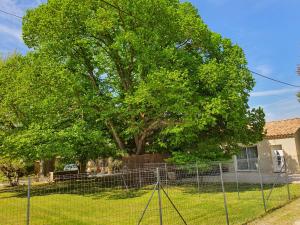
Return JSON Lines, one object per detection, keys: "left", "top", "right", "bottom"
{"left": 265, "top": 134, "right": 295, "bottom": 140}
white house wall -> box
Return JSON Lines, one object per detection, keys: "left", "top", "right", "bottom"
{"left": 257, "top": 140, "right": 274, "bottom": 173}
{"left": 295, "top": 130, "right": 300, "bottom": 169}
{"left": 258, "top": 137, "right": 300, "bottom": 173}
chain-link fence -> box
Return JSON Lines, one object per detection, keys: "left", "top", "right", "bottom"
{"left": 0, "top": 160, "right": 299, "bottom": 225}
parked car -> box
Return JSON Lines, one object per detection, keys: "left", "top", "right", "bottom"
{"left": 63, "top": 164, "right": 78, "bottom": 171}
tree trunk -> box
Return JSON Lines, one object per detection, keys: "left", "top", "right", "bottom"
{"left": 106, "top": 120, "right": 125, "bottom": 150}
{"left": 39, "top": 160, "right": 44, "bottom": 179}
{"left": 79, "top": 160, "right": 87, "bottom": 173}
{"left": 43, "top": 158, "right": 56, "bottom": 175}
{"left": 136, "top": 135, "right": 146, "bottom": 155}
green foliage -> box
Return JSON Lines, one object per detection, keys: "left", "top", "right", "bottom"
{"left": 166, "top": 141, "right": 233, "bottom": 165}
{"left": 0, "top": 53, "right": 117, "bottom": 164}
{"left": 1, "top": 0, "right": 266, "bottom": 162}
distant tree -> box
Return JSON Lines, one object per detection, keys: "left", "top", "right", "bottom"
{"left": 0, "top": 157, "right": 26, "bottom": 186}
{"left": 21, "top": 0, "right": 265, "bottom": 159}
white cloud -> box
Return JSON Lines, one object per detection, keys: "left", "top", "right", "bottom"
{"left": 260, "top": 97, "right": 300, "bottom": 121}
{"left": 0, "top": 0, "right": 23, "bottom": 15}
{"left": 0, "top": 0, "right": 42, "bottom": 21}
{"left": 251, "top": 88, "right": 299, "bottom": 97}
{"left": 0, "top": 24, "right": 22, "bottom": 41}
{"left": 0, "top": 0, "right": 43, "bottom": 54}
{"left": 255, "top": 64, "right": 273, "bottom": 76}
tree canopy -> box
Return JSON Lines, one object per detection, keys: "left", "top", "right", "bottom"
{"left": 0, "top": 53, "right": 116, "bottom": 166}
{"left": 1, "top": 0, "right": 265, "bottom": 164}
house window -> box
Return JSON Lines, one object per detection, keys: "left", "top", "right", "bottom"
{"left": 236, "top": 146, "right": 258, "bottom": 171}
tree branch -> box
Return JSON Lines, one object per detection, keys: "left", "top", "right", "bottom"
{"left": 106, "top": 120, "right": 125, "bottom": 150}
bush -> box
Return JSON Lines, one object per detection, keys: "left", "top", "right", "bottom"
{"left": 0, "top": 158, "right": 26, "bottom": 186}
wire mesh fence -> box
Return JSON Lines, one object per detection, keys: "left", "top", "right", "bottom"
{"left": 0, "top": 160, "right": 299, "bottom": 225}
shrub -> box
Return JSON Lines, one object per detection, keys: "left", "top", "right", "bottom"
{"left": 0, "top": 158, "right": 26, "bottom": 186}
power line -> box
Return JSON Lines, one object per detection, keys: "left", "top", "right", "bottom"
{"left": 0, "top": 9, "right": 22, "bottom": 19}
{"left": 1, "top": 1, "right": 138, "bottom": 21}
{"left": 248, "top": 69, "right": 300, "bottom": 88}
{"left": 1, "top": 3, "right": 299, "bottom": 89}
{"left": 98, "top": 0, "right": 300, "bottom": 89}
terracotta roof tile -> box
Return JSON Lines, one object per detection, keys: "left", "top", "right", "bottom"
{"left": 265, "top": 118, "right": 300, "bottom": 139}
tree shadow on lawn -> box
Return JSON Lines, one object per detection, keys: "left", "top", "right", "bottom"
{"left": 0, "top": 181, "right": 153, "bottom": 201}
{"left": 92, "top": 189, "right": 149, "bottom": 200}
{"left": 0, "top": 180, "right": 287, "bottom": 202}
{"left": 170, "top": 182, "right": 285, "bottom": 199}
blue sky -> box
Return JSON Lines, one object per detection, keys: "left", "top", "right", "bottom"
{"left": 0, "top": 0, "right": 299, "bottom": 121}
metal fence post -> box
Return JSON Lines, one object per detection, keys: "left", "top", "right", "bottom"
{"left": 139, "top": 167, "right": 142, "bottom": 189}
{"left": 233, "top": 157, "right": 240, "bottom": 199}
{"left": 164, "top": 163, "right": 168, "bottom": 192}
{"left": 156, "top": 168, "right": 163, "bottom": 225}
{"left": 257, "top": 159, "right": 267, "bottom": 212}
{"left": 284, "top": 156, "right": 291, "bottom": 200}
{"left": 219, "top": 163, "right": 229, "bottom": 225}
{"left": 26, "top": 177, "right": 31, "bottom": 225}
{"left": 196, "top": 163, "right": 200, "bottom": 193}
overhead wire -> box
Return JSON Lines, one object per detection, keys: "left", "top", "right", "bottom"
{"left": 98, "top": 0, "right": 300, "bottom": 89}
{"left": 1, "top": 2, "right": 299, "bottom": 89}
{"left": 0, "top": 9, "right": 22, "bottom": 19}
{"left": 0, "top": 1, "right": 142, "bottom": 22}
{"left": 248, "top": 70, "right": 300, "bottom": 88}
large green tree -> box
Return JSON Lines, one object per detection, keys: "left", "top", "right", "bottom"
{"left": 21, "top": 0, "right": 264, "bottom": 157}
{"left": 0, "top": 54, "right": 115, "bottom": 169}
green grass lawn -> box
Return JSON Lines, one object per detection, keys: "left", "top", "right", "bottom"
{"left": 0, "top": 181, "right": 299, "bottom": 225}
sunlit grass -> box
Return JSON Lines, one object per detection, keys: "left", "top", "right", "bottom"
{"left": 0, "top": 182, "right": 299, "bottom": 225}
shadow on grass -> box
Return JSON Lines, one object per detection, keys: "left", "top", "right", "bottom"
{"left": 95, "top": 189, "right": 149, "bottom": 200}
{"left": 0, "top": 179, "right": 288, "bottom": 202}
{"left": 0, "top": 180, "right": 154, "bottom": 201}
{"left": 168, "top": 182, "right": 286, "bottom": 198}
